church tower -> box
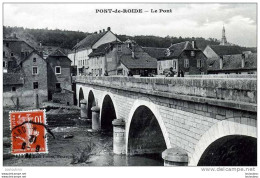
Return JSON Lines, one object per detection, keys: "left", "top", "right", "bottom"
{"left": 220, "top": 26, "right": 228, "bottom": 45}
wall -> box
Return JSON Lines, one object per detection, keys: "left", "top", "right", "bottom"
{"left": 88, "top": 56, "right": 106, "bottom": 76}
{"left": 203, "top": 46, "right": 219, "bottom": 58}
{"left": 47, "top": 56, "right": 72, "bottom": 94}
{"left": 92, "top": 31, "right": 119, "bottom": 49}
{"left": 4, "top": 41, "right": 34, "bottom": 61}
{"left": 178, "top": 51, "right": 207, "bottom": 75}
{"left": 20, "top": 52, "right": 48, "bottom": 107}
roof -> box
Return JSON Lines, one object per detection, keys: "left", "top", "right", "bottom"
{"left": 20, "top": 50, "right": 45, "bottom": 64}
{"left": 209, "top": 45, "right": 243, "bottom": 56}
{"left": 4, "top": 37, "right": 36, "bottom": 50}
{"left": 208, "top": 53, "right": 257, "bottom": 71}
{"left": 119, "top": 52, "right": 157, "bottom": 69}
{"left": 158, "top": 41, "right": 199, "bottom": 60}
{"left": 3, "top": 73, "right": 24, "bottom": 85}
{"left": 88, "top": 41, "right": 122, "bottom": 57}
{"left": 48, "top": 49, "right": 67, "bottom": 57}
{"left": 73, "top": 31, "right": 108, "bottom": 50}
{"left": 3, "top": 36, "right": 23, "bottom": 42}
{"left": 142, "top": 47, "right": 167, "bottom": 59}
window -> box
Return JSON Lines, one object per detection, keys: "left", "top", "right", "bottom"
{"left": 6, "top": 43, "right": 9, "bottom": 47}
{"left": 33, "top": 58, "right": 36, "bottom": 62}
{"left": 118, "top": 45, "right": 122, "bottom": 52}
{"left": 158, "top": 61, "right": 162, "bottom": 70}
{"left": 33, "top": 82, "right": 38, "bottom": 89}
{"left": 11, "top": 52, "right": 14, "bottom": 57}
{"left": 197, "top": 59, "right": 203, "bottom": 68}
{"left": 56, "top": 83, "right": 61, "bottom": 90}
{"left": 191, "top": 51, "right": 195, "bottom": 57}
{"left": 184, "top": 59, "right": 189, "bottom": 68}
{"left": 3, "top": 61, "right": 6, "bottom": 68}
{"left": 32, "top": 66, "right": 38, "bottom": 75}
{"left": 55, "top": 66, "right": 61, "bottom": 74}
{"left": 25, "top": 51, "right": 29, "bottom": 57}
{"left": 11, "top": 86, "right": 16, "bottom": 92}
{"left": 201, "top": 72, "right": 205, "bottom": 75}
{"left": 173, "top": 61, "right": 177, "bottom": 69}
{"left": 3, "top": 51, "right": 5, "bottom": 57}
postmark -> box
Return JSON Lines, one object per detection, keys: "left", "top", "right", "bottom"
{"left": 10, "top": 110, "right": 48, "bottom": 155}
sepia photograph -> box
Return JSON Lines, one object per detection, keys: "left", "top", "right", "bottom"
{"left": 1, "top": 1, "right": 258, "bottom": 177}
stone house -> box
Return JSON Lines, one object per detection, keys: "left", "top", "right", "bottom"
{"left": 3, "top": 34, "right": 35, "bottom": 63}
{"left": 4, "top": 51, "right": 50, "bottom": 107}
{"left": 68, "top": 27, "right": 120, "bottom": 75}
{"left": 88, "top": 40, "right": 157, "bottom": 76}
{"left": 3, "top": 73, "right": 24, "bottom": 107}
{"left": 203, "top": 45, "right": 243, "bottom": 59}
{"left": 3, "top": 49, "right": 74, "bottom": 107}
{"left": 3, "top": 46, "right": 20, "bottom": 73}
{"left": 203, "top": 45, "right": 257, "bottom": 74}
{"left": 148, "top": 41, "right": 207, "bottom": 75}
{"left": 46, "top": 49, "right": 73, "bottom": 105}
{"left": 20, "top": 51, "right": 49, "bottom": 106}
{"left": 207, "top": 53, "right": 257, "bottom": 74}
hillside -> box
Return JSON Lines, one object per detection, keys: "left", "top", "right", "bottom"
{"left": 3, "top": 26, "right": 256, "bottom": 53}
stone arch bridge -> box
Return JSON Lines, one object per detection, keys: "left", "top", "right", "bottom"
{"left": 75, "top": 75, "right": 257, "bottom": 166}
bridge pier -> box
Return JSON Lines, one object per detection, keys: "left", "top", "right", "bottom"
{"left": 80, "top": 99, "right": 88, "bottom": 120}
{"left": 112, "top": 118, "right": 126, "bottom": 154}
{"left": 162, "top": 148, "right": 188, "bottom": 166}
{"left": 91, "top": 106, "right": 100, "bottom": 131}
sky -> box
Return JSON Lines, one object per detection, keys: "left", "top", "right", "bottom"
{"left": 3, "top": 3, "right": 257, "bottom": 47}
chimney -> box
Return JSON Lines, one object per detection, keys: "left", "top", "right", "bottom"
{"left": 192, "top": 41, "right": 196, "bottom": 48}
{"left": 103, "top": 29, "right": 105, "bottom": 32}
{"left": 39, "top": 41, "right": 42, "bottom": 48}
{"left": 220, "top": 57, "right": 223, "bottom": 69}
{"left": 13, "top": 33, "right": 17, "bottom": 38}
{"left": 132, "top": 51, "right": 135, "bottom": 58}
{"left": 99, "top": 30, "right": 102, "bottom": 33}
{"left": 107, "top": 27, "right": 111, "bottom": 31}
{"left": 241, "top": 54, "right": 245, "bottom": 68}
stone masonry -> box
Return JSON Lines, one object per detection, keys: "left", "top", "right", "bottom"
{"left": 75, "top": 75, "right": 257, "bottom": 166}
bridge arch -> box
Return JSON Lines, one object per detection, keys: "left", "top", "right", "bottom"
{"left": 78, "top": 87, "right": 84, "bottom": 107}
{"left": 190, "top": 117, "right": 257, "bottom": 166}
{"left": 100, "top": 93, "right": 117, "bottom": 131}
{"left": 126, "top": 99, "right": 171, "bottom": 155}
{"left": 87, "top": 90, "right": 96, "bottom": 120}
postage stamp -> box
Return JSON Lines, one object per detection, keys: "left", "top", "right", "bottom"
{"left": 10, "top": 110, "right": 48, "bottom": 155}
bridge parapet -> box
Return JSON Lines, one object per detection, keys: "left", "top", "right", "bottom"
{"left": 76, "top": 76, "right": 256, "bottom": 112}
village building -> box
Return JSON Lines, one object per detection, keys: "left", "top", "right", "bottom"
{"left": 46, "top": 49, "right": 73, "bottom": 105}
{"left": 3, "top": 34, "right": 35, "bottom": 63}
{"left": 87, "top": 40, "right": 157, "bottom": 76}
{"left": 207, "top": 53, "right": 257, "bottom": 74}
{"left": 3, "top": 48, "right": 74, "bottom": 107}
{"left": 3, "top": 51, "right": 49, "bottom": 107}
{"left": 203, "top": 45, "right": 243, "bottom": 59}
{"left": 148, "top": 41, "right": 207, "bottom": 75}
{"left": 3, "top": 46, "right": 20, "bottom": 73}
{"left": 203, "top": 44, "right": 256, "bottom": 74}
{"left": 3, "top": 73, "right": 24, "bottom": 107}
{"left": 68, "top": 27, "right": 120, "bottom": 75}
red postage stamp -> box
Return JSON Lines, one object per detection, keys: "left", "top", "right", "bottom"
{"left": 10, "top": 110, "right": 48, "bottom": 155}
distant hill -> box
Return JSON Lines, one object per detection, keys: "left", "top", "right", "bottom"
{"left": 3, "top": 26, "right": 256, "bottom": 53}
{"left": 3, "top": 26, "right": 89, "bottom": 49}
